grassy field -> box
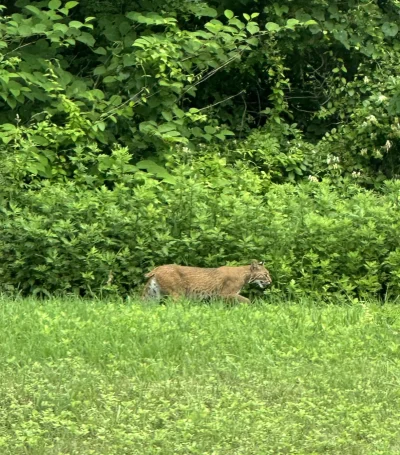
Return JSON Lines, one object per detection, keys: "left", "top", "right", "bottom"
{"left": 0, "top": 297, "right": 400, "bottom": 454}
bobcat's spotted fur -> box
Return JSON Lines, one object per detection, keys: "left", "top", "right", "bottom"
{"left": 142, "top": 260, "right": 272, "bottom": 303}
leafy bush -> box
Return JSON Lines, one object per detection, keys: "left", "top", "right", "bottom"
{"left": 1, "top": 147, "right": 400, "bottom": 298}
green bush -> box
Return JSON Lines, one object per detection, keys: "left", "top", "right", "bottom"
{"left": 1, "top": 148, "right": 400, "bottom": 298}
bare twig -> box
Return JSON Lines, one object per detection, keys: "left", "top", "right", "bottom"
{"left": 197, "top": 89, "right": 245, "bottom": 112}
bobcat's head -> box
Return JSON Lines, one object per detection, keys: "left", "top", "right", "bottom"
{"left": 249, "top": 260, "right": 272, "bottom": 288}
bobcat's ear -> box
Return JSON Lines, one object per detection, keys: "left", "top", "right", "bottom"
{"left": 250, "top": 260, "right": 259, "bottom": 271}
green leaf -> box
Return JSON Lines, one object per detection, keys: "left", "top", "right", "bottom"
{"left": 32, "top": 136, "right": 50, "bottom": 146}
{"left": 0, "top": 124, "right": 17, "bottom": 132}
{"left": 24, "top": 5, "right": 42, "bottom": 16}
{"left": 18, "top": 25, "right": 33, "bottom": 36}
{"left": 220, "top": 129, "right": 235, "bottom": 136}
{"left": 286, "top": 18, "right": 300, "bottom": 29}
{"left": 76, "top": 32, "right": 95, "bottom": 46}
{"left": 133, "top": 38, "right": 151, "bottom": 48}
{"left": 48, "top": 0, "right": 62, "bottom": 10}
{"left": 123, "top": 53, "right": 136, "bottom": 66}
{"left": 158, "top": 123, "right": 178, "bottom": 134}
{"left": 33, "top": 23, "right": 48, "bottom": 33}
{"left": 65, "top": 1, "right": 79, "bottom": 9}
{"left": 54, "top": 23, "right": 68, "bottom": 33}
{"left": 69, "top": 20, "right": 84, "bottom": 29}
{"left": 191, "top": 127, "right": 203, "bottom": 137}
{"left": 93, "top": 65, "right": 106, "bottom": 76}
{"left": 161, "top": 111, "right": 173, "bottom": 121}
{"left": 103, "top": 76, "right": 116, "bottom": 83}
{"left": 204, "top": 125, "right": 216, "bottom": 134}
{"left": 0, "top": 136, "right": 12, "bottom": 144}
{"left": 246, "top": 22, "right": 260, "bottom": 35}
{"left": 94, "top": 47, "right": 107, "bottom": 55}
{"left": 224, "top": 10, "right": 234, "bottom": 20}
{"left": 109, "top": 94, "right": 122, "bottom": 105}
{"left": 8, "top": 81, "right": 22, "bottom": 91}
{"left": 10, "top": 89, "right": 20, "bottom": 97}
{"left": 295, "top": 11, "right": 312, "bottom": 22}
{"left": 126, "top": 12, "right": 140, "bottom": 21}
{"left": 333, "top": 30, "right": 349, "bottom": 47}
{"left": 382, "top": 22, "right": 398, "bottom": 37}
{"left": 136, "top": 160, "right": 176, "bottom": 183}
{"left": 388, "top": 94, "right": 400, "bottom": 115}
{"left": 246, "top": 37, "right": 259, "bottom": 46}
{"left": 193, "top": 6, "right": 217, "bottom": 18}
{"left": 67, "top": 80, "right": 87, "bottom": 95}
{"left": 139, "top": 121, "right": 157, "bottom": 133}
{"left": 97, "top": 122, "right": 106, "bottom": 131}
{"left": 172, "top": 107, "right": 185, "bottom": 118}
{"left": 205, "top": 22, "right": 222, "bottom": 33}
{"left": 266, "top": 22, "right": 280, "bottom": 32}
{"left": 273, "top": 3, "right": 289, "bottom": 17}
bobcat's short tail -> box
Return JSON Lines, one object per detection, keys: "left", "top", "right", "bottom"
{"left": 145, "top": 267, "right": 158, "bottom": 279}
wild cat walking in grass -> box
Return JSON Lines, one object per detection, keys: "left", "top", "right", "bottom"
{"left": 142, "top": 260, "right": 272, "bottom": 303}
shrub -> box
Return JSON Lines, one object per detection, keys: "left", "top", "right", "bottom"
{"left": 1, "top": 150, "right": 400, "bottom": 298}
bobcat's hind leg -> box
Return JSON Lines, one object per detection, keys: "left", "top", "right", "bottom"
{"left": 142, "top": 277, "right": 162, "bottom": 301}
{"left": 165, "top": 290, "right": 184, "bottom": 302}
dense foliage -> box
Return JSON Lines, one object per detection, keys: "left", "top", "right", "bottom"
{"left": 1, "top": 0, "right": 400, "bottom": 296}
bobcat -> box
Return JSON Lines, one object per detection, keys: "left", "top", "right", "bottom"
{"left": 142, "top": 260, "right": 272, "bottom": 303}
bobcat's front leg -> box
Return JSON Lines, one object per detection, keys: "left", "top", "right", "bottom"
{"left": 223, "top": 294, "right": 250, "bottom": 304}
{"left": 236, "top": 294, "right": 250, "bottom": 304}
{"left": 167, "top": 291, "right": 183, "bottom": 301}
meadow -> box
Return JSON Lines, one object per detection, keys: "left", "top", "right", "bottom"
{"left": 0, "top": 297, "right": 400, "bottom": 454}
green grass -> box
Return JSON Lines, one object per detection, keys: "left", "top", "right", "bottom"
{"left": 1, "top": 297, "right": 400, "bottom": 454}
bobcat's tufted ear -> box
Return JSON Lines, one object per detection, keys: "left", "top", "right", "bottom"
{"left": 250, "top": 260, "right": 260, "bottom": 271}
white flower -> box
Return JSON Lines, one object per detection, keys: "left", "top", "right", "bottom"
{"left": 384, "top": 140, "right": 392, "bottom": 152}
{"left": 327, "top": 155, "right": 340, "bottom": 164}
{"left": 366, "top": 115, "right": 378, "bottom": 124}
{"left": 360, "top": 148, "right": 368, "bottom": 156}
{"left": 308, "top": 175, "right": 318, "bottom": 183}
